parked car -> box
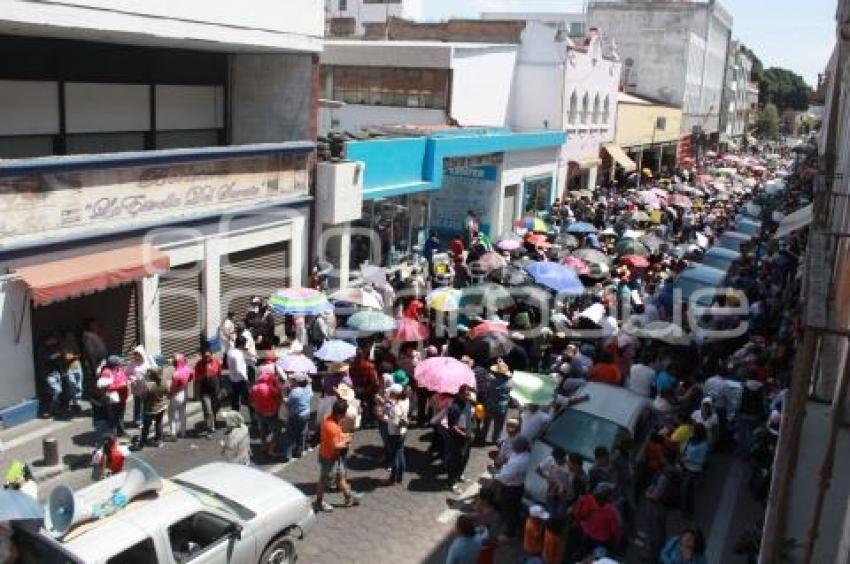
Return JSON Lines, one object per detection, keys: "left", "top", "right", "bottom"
{"left": 701, "top": 246, "right": 741, "bottom": 272}
{"left": 717, "top": 231, "right": 753, "bottom": 252}
{"left": 672, "top": 264, "right": 728, "bottom": 307}
{"left": 33, "top": 462, "right": 314, "bottom": 564}
{"left": 524, "top": 382, "right": 652, "bottom": 504}
{"left": 733, "top": 217, "right": 762, "bottom": 237}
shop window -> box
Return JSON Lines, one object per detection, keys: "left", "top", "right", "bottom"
{"left": 339, "top": 0, "right": 347, "bottom": 10}
{"left": 328, "top": 66, "right": 448, "bottom": 109}
{"left": 568, "top": 91, "right": 578, "bottom": 125}
{"left": 656, "top": 117, "right": 667, "bottom": 131}
{"left": 523, "top": 177, "right": 553, "bottom": 215}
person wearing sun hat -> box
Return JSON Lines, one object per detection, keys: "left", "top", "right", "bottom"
{"left": 481, "top": 358, "right": 513, "bottom": 445}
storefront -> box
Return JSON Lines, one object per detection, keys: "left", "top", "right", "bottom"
{"left": 0, "top": 143, "right": 312, "bottom": 419}
{"left": 352, "top": 193, "right": 431, "bottom": 268}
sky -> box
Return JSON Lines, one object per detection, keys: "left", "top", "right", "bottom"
{"left": 420, "top": 0, "right": 836, "bottom": 86}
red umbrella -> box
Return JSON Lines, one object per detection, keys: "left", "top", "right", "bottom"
{"left": 621, "top": 254, "right": 650, "bottom": 268}
{"left": 560, "top": 255, "right": 590, "bottom": 275}
{"left": 468, "top": 320, "right": 509, "bottom": 341}
{"left": 391, "top": 317, "right": 429, "bottom": 342}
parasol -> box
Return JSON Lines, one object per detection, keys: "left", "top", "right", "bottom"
{"left": 571, "top": 248, "right": 612, "bottom": 266}
{"left": 496, "top": 236, "right": 523, "bottom": 251}
{"left": 476, "top": 251, "right": 508, "bottom": 272}
{"left": 467, "top": 320, "right": 509, "bottom": 341}
{"left": 314, "top": 339, "right": 357, "bottom": 362}
{"left": 330, "top": 287, "right": 383, "bottom": 310}
{"left": 277, "top": 352, "right": 317, "bottom": 374}
{"left": 525, "top": 262, "right": 585, "bottom": 295}
{"left": 414, "top": 357, "right": 475, "bottom": 394}
{"left": 426, "top": 287, "right": 462, "bottom": 312}
{"left": 668, "top": 194, "right": 693, "bottom": 208}
{"left": 615, "top": 238, "right": 650, "bottom": 257}
{"left": 487, "top": 266, "right": 532, "bottom": 286}
{"left": 566, "top": 221, "right": 598, "bottom": 234}
{"left": 346, "top": 310, "right": 397, "bottom": 333}
{"left": 391, "top": 317, "right": 429, "bottom": 342}
{"left": 560, "top": 255, "right": 590, "bottom": 276}
{"left": 620, "top": 254, "right": 650, "bottom": 268}
{"left": 269, "top": 288, "right": 332, "bottom": 316}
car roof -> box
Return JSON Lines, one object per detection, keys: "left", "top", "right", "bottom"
{"left": 704, "top": 246, "right": 741, "bottom": 259}
{"left": 676, "top": 264, "right": 726, "bottom": 285}
{"left": 568, "top": 382, "right": 651, "bottom": 432}
{"left": 62, "top": 480, "right": 201, "bottom": 560}
{"left": 720, "top": 231, "right": 752, "bottom": 241}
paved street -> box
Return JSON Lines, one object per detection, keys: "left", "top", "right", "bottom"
{"left": 1, "top": 403, "right": 763, "bottom": 563}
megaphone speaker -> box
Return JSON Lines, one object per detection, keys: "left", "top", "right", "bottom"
{"left": 115, "top": 456, "right": 162, "bottom": 507}
{"left": 48, "top": 485, "right": 96, "bottom": 537}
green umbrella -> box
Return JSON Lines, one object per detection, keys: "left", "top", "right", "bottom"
{"left": 509, "top": 371, "right": 558, "bottom": 406}
{"left": 459, "top": 283, "right": 515, "bottom": 313}
{"left": 615, "top": 238, "right": 650, "bottom": 257}
{"left": 346, "top": 311, "right": 397, "bottom": 333}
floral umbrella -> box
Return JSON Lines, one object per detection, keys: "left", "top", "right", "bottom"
{"left": 426, "top": 287, "right": 462, "bottom": 312}
{"left": 330, "top": 287, "right": 383, "bottom": 310}
{"left": 269, "top": 288, "right": 332, "bottom": 316}
{"left": 346, "top": 311, "right": 397, "bottom": 333}
{"left": 561, "top": 255, "right": 590, "bottom": 276}
{"left": 414, "top": 357, "right": 476, "bottom": 394}
{"left": 391, "top": 318, "right": 429, "bottom": 342}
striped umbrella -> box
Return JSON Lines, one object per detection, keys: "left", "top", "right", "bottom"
{"left": 347, "top": 311, "right": 397, "bottom": 333}
{"left": 269, "top": 288, "right": 332, "bottom": 315}
{"left": 515, "top": 216, "right": 550, "bottom": 232}
{"left": 426, "top": 287, "right": 462, "bottom": 312}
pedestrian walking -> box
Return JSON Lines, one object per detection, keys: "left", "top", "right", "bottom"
{"left": 226, "top": 335, "right": 250, "bottom": 414}
{"left": 282, "top": 372, "right": 312, "bottom": 460}
{"left": 315, "top": 399, "right": 362, "bottom": 512}
{"left": 194, "top": 346, "right": 222, "bottom": 436}
{"left": 137, "top": 368, "right": 168, "bottom": 449}
{"left": 481, "top": 359, "right": 512, "bottom": 445}
{"left": 97, "top": 355, "right": 129, "bottom": 437}
{"left": 167, "top": 353, "right": 192, "bottom": 439}
{"left": 493, "top": 435, "right": 530, "bottom": 538}
{"left": 383, "top": 383, "right": 409, "bottom": 485}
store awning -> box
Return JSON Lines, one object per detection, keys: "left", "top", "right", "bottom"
{"left": 775, "top": 204, "right": 813, "bottom": 238}
{"left": 602, "top": 143, "right": 637, "bottom": 172}
{"left": 570, "top": 157, "right": 603, "bottom": 169}
{"left": 14, "top": 244, "right": 171, "bottom": 306}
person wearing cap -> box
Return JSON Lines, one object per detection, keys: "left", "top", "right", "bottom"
{"left": 282, "top": 372, "right": 312, "bottom": 460}
{"left": 481, "top": 359, "right": 512, "bottom": 445}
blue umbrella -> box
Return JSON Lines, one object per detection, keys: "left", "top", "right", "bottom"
{"left": 524, "top": 261, "right": 585, "bottom": 295}
{"left": 346, "top": 311, "right": 397, "bottom": 333}
{"left": 314, "top": 339, "right": 357, "bottom": 362}
{"left": 566, "top": 222, "right": 598, "bottom": 234}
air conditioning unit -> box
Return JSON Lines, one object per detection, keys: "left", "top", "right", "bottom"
{"left": 316, "top": 161, "right": 364, "bottom": 225}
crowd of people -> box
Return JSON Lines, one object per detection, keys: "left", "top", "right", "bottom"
{"left": 23, "top": 142, "right": 814, "bottom": 563}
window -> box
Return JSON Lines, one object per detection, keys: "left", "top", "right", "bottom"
{"left": 169, "top": 512, "right": 237, "bottom": 563}
{"left": 327, "top": 66, "right": 449, "bottom": 109}
{"left": 580, "top": 93, "right": 589, "bottom": 124}
{"left": 656, "top": 117, "right": 667, "bottom": 131}
{"left": 339, "top": 0, "right": 347, "bottom": 10}
{"left": 107, "top": 538, "right": 158, "bottom": 564}
{"left": 602, "top": 95, "right": 610, "bottom": 123}
{"left": 568, "top": 91, "right": 578, "bottom": 125}
{"left": 592, "top": 93, "right": 600, "bottom": 124}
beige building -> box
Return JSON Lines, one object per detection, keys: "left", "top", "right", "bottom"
{"left": 600, "top": 93, "right": 682, "bottom": 184}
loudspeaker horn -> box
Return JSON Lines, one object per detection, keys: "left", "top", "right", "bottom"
{"left": 115, "top": 456, "right": 162, "bottom": 504}
{"left": 48, "top": 485, "right": 96, "bottom": 537}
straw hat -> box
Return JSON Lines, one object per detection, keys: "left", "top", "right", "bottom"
{"left": 489, "top": 358, "right": 512, "bottom": 377}
{"left": 327, "top": 361, "right": 350, "bottom": 373}
{"left": 335, "top": 383, "right": 356, "bottom": 402}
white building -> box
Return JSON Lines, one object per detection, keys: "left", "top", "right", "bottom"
{"left": 481, "top": 11, "right": 587, "bottom": 38}
{"left": 318, "top": 39, "right": 519, "bottom": 133}
{"left": 0, "top": 0, "right": 322, "bottom": 423}
{"left": 326, "top": 0, "right": 423, "bottom": 36}
{"left": 720, "top": 40, "right": 754, "bottom": 143}
{"left": 588, "top": 0, "right": 733, "bottom": 157}
{"left": 508, "top": 21, "right": 621, "bottom": 193}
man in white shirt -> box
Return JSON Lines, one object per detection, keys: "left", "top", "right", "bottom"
{"left": 519, "top": 404, "right": 551, "bottom": 442}
{"left": 218, "top": 311, "right": 235, "bottom": 355}
{"left": 627, "top": 359, "right": 656, "bottom": 397}
{"left": 226, "top": 336, "right": 249, "bottom": 414}
{"left": 495, "top": 436, "right": 531, "bottom": 538}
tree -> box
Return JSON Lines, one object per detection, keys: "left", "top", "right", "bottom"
{"left": 759, "top": 67, "right": 812, "bottom": 112}
{"left": 756, "top": 103, "right": 780, "bottom": 139}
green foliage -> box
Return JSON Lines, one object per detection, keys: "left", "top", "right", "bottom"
{"left": 756, "top": 103, "right": 781, "bottom": 139}
{"left": 759, "top": 67, "right": 812, "bottom": 112}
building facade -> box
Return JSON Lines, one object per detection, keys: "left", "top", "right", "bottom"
{"left": 480, "top": 11, "right": 587, "bottom": 38}
{"left": 588, "top": 0, "right": 733, "bottom": 158}
{"left": 326, "top": 0, "right": 423, "bottom": 37}
{"left": 0, "top": 0, "right": 322, "bottom": 422}
{"left": 720, "top": 40, "right": 754, "bottom": 144}
{"left": 508, "top": 21, "right": 621, "bottom": 194}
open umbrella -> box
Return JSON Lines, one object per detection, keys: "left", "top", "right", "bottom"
{"left": 459, "top": 283, "right": 515, "bottom": 313}
{"left": 269, "top": 288, "right": 332, "bottom": 316}
{"left": 625, "top": 210, "right": 651, "bottom": 223}
{"left": 330, "top": 287, "right": 383, "bottom": 310}
{"left": 391, "top": 317, "right": 429, "bottom": 342}
{"left": 639, "top": 234, "right": 665, "bottom": 254}
{"left": 426, "top": 287, "right": 462, "bottom": 312}
{"left": 637, "top": 190, "right": 662, "bottom": 208}
{"left": 615, "top": 238, "right": 650, "bottom": 257}
{"left": 476, "top": 251, "right": 508, "bottom": 272}
{"left": 516, "top": 216, "right": 549, "bottom": 232}
{"left": 584, "top": 261, "right": 611, "bottom": 281}
{"left": 621, "top": 254, "right": 650, "bottom": 268}
{"left": 277, "top": 352, "right": 317, "bottom": 374}
{"left": 314, "top": 339, "right": 357, "bottom": 362}
{"left": 0, "top": 489, "right": 44, "bottom": 522}
{"left": 487, "top": 266, "right": 532, "bottom": 286}
{"left": 571, "top": 248, "right": 611, "bottom": 266}
{"left": 414, "top": 356, "right": 475, "bottom": 394}
{"left": 560, "top": 255, "right": 590, "bottom": 275}
{"left": 555, "top": 233, "right": 580, "bottom": 250}
{"left": 496, "top": 236, "right": 522, "bottom": 251}
{"left": 347, "top": 311, "right": 397, "bottom": 333}
{"left": 468, "top": 332, "right": 516, "bottom": 360}
{"left": 525, "top": 262, "right": 584, "bottom": 295}
{"left": 360, "top": 264, "right": 388, "bottom": 285}
{"left": 668, "top": 194, "right": 693, "bottom": 208}
{"left": 566, "top": 221, "right": 598, "bottom": 234}
{"left": 467, "top": 320, "right": 509, "bottom": 341}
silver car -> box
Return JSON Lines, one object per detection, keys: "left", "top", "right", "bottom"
{"left": 32, "top": 462, "right": 315, "bottom": 564}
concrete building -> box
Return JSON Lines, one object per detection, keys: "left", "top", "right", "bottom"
{"left": 588, "top": 0, "right": 733, "bottom": 159}
{"left": 759, "top": 1, "right": 850, "bottom": 561}
{"left": 0, "top": 0, "right": 322, "bottom": 423}
{"left": 315, "top": 127, "right": 565, "bottom": 287}
{"left": 480, "top": 11, "right": 587, "bottom": 38}
{"left": 318, "top": 39, "right": 519, "bottom": 133}
{"left": 601, "top": 93, "right": 682, "bottom": 184}
{"left": 720, "top": 40, "right": 754, "bottom": 144}
{"left": 326, "top": 0, "right": 423, "bottom": 37}
{"left": 508, "top": 21, "right": 621, "bottom": 194}
{"left": 748, "top": 81, "right": 761, "bottom": 126}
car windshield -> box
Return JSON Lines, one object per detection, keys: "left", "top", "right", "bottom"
{"left": 541, "top": 408, "right": 622, "bottom": 461}
{"left": 172, "top": 479, "right": 256, "bottom": 521}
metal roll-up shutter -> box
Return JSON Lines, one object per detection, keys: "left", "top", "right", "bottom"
{"left": 159, "top": 263, "right": 204, "bottom": 358}
{"left": 31, "top": 283, "right": 139, "bottom": 357}
{"left": 220, "top": 242, "right": 289, "bottom": 321}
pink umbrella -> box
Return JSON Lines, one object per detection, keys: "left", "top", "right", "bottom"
{"left": 496, "top": 238, "right": 522, "bottom": 251}
{"left": 414, "top": 357, "right": 476, "bottom": 394}
{"left": 560, "top": 255, "right": 590, "bottom": 275}
{"left": 637, "top": 190, "right": 661, "bottom": 208}
{"left": 696, "top": 174, "right": 713, "bottom": 184}
{"left": 468, "top": 320, "right": 509, "bottom": 341}
{"left": 477, "top": 251, "right": 508, "bottom": 272}
{"left": 649, "top": 187, "right": 670, "bottom": 200}
{"left": 668, "top": 194, "right": 693, "bottom": 208}
{"left": 391, "top": 317, "right": 429, "bottom": 342}
{"left": 277, "top": 353, "right": 317, "bottom": 374}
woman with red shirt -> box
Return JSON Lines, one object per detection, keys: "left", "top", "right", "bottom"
{"left": 573, "top": 483, "right": 622, "bottom": 557}
{"left": 194, "top": 346, "right": 222, "bottom": 436}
